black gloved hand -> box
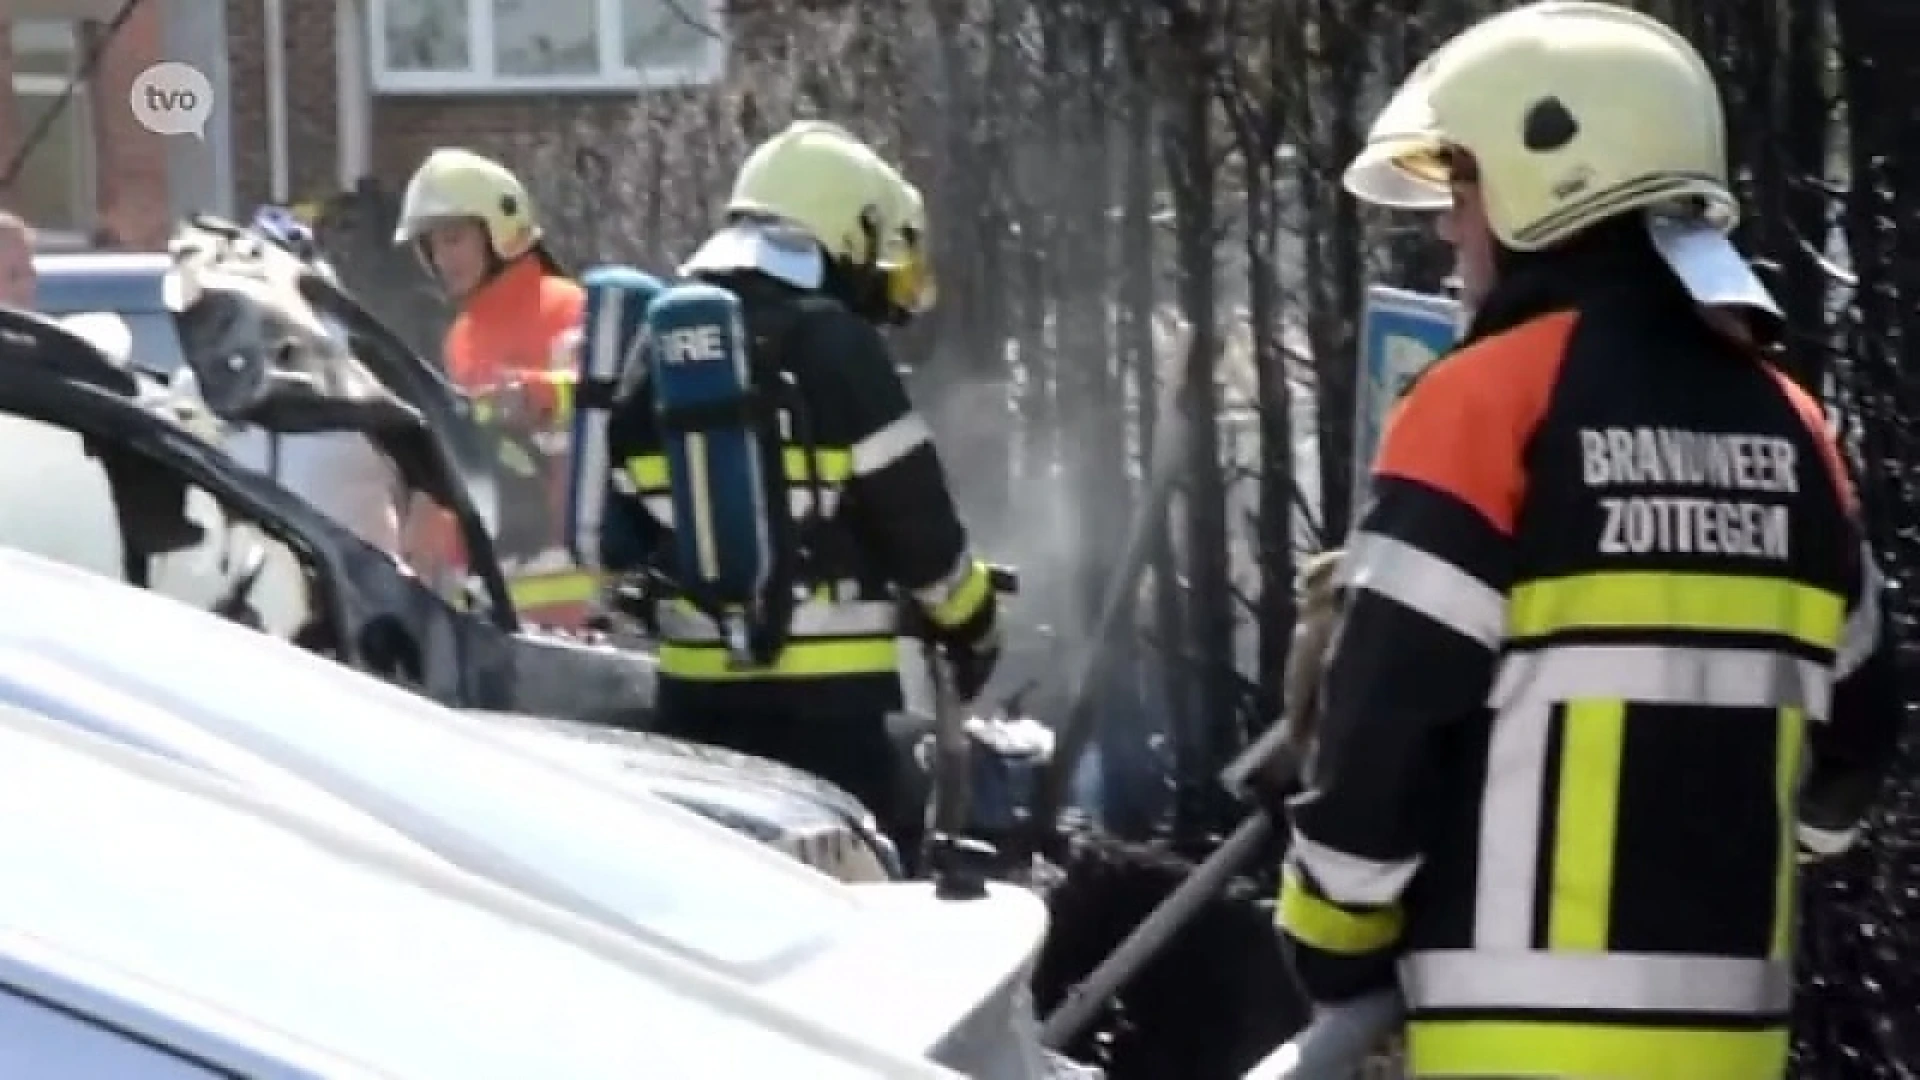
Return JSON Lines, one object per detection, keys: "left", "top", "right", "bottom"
{"left": 942, "top": 634, "right": 1000, "bottom": 703}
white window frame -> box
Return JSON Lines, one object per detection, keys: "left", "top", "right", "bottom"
{"left": 367, "top": 0, "right": 728, "bottom": 95}
{"left": 9, "top": 19, "right": 96, "bottom": 247}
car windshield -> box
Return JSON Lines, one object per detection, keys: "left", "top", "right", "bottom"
{"left": 0, "top": 550, "right": 860, "bottom": 979}
{"left": 0, "top": 702, "right": 924, "bottom": 1080}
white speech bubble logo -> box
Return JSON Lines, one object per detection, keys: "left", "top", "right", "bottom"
{"left": 130, "top": 61, "right": 214, "bottom": 140}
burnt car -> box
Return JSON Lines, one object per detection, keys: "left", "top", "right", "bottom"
{"left": 2, "top": 216, "right": 900, "bottom": 882}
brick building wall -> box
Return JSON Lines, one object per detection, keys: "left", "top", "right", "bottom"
{"left": 224, "top": 0, "right": 804, "bottom": 246}
{"left": 226, "top": 0, "right": 342, "bottom": 211}
{"left": 0, "top": 2, "right": 173, "bottom": 248}
{"left": 226, "top": 0, "right": 636, "bottom": 208}
{"left": 370, "top": 95, "right": 634, "bottom": 192}
{"left": 87, "top": 0, "right": 171, "bottom": 248}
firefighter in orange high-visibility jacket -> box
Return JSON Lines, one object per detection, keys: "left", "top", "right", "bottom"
{"left": 1274, "top": 5, "right": 1902, "bottom": 1080}
{"left": 393, "top": 147, "right": 595, "bottom": 624}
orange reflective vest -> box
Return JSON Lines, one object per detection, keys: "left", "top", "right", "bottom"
{"left": 428, "top": 257, "right": 596, "bottom": 625}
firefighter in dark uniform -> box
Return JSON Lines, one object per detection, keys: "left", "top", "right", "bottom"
{"left": 602, "top": 122, "right": 999, "bottom": 861}
{"left": 1273, "top": 5, "right": 1901, "bottom": 1078}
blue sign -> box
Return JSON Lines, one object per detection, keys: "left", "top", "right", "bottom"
{"left": 1353, "top": 285, "right": 1461, "bottom": 509}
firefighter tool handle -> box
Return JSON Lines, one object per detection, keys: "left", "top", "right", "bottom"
{"left": 918, "top": 564, "right": 1018, "bottom": 901}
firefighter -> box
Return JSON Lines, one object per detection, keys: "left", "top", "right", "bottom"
{"left": 1273, "top": 5, "right": 1901, "bottom": 1079}
{"left": 393, "top": 148, "right": 592, "bottom": 619}
{"left": 602, "top": 122, "right": 1000, "bottom": 860}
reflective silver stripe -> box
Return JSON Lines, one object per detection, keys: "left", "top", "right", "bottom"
{"left": 658, "top": 600, "right": 896, "bottom": 643}
{"left": 1798, "top": 821, "right": 1855, "bottom": 857}
{"left": 1490, "top": 645, "right": 1831, "bottom": 721}
{"left": 1475, "top": 701, "right": 1552, "bottom": 948}
{"left": 1289, "top": 828, "right": 1421, "bottom": 907}
{"left": 1836, "top": 551, "right": 1882, "bottom": 680}
{"left": 1401, "top": 950, "right": 1791, "bottom": 1016}
{"left": 1340, "top": 531, "right": 1504, "bottom": 648}
{"left": 586, "top": 295, "right": 626, "bottom": 380}
{"left": 570, "top": 423, "right": 610, "bottom": 570}
{"left": 790, "top": 485, "right": 840, "bottom": 519}
{"left": 640, "top": 490, "right": 838, "bottom": 527}
{"left": 852, "top": 412, "right": 932, "bottom": 476}
{"left": 566, "top": 296, "right": 631, "bottom": 569}
{"left": 642, "top": 494, "right": 674, "bottom": 527}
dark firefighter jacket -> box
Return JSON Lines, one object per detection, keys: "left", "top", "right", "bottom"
{"left": 1275, "top": 235, "right": 1901, "bottom": 1080}
{"left": 602, "top": 270, "right": 997, "bottom": 719}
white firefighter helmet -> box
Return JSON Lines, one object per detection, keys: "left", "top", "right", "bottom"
{"left": 679, "top": 122, "right": 904, "bottom": 289}
{"left": 394, "top": 148, "right": 542, "bottom": 261}
{"left": 1344, "top": 2, "right": 1733, "bottom": 252}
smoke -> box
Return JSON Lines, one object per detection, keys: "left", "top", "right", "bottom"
{"left": 913, "top": 360, "right": 1078, "bottom": 692}
{"left": 903, "top": 307, "right": 1195, "bottom": 826}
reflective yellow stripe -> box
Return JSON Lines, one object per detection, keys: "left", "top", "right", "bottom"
{"left": 509, "top": 570, "right": 599, "bottom": 611}
{"left": 627, "top": 455, "right": 665, "bottom": 490}
{"left": 787, "top": 447, "right": 851, "bottom": 485}
{"left": 659, "top": 638, "right": 897, "bottom": 680}
{"left": 626, "top": 448, "right": 851, "bottom": 494}
{"left": 1275, "top": 864, "right": 1403, "bottom": 955}
{"left": 1508, "top": 572, "right": 1845, "bottom": 652}
{"left": 1772, "top": 707, "right": 1804, "bottom": 959}
{"left": 1408, "top": 1019, "right": 1788, "bottom": 1080}
{"left": 928, "top": 560, "right": 990, "bottom": 628}
{"left": 469, "top": 371, "right": 579, "bottom": 425}
{"left": 548, "top": 371, "right": 575, "bottom": 422}
{"left": 1549, "top": 699, "right": 1625, "bottom": 951}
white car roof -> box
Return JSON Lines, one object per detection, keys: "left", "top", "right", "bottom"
{"left": 0, "top": 549, "right": 856, "bottom": 978}
{"left": 0, "top": 698, "right": 957, "bottom": 1079}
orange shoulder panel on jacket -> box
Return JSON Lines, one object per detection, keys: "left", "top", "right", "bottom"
{"left": 539, "top": 276, "right": 587, "bottom": 331}
{"left": 1373, "top": 311, "right": 1576, "bottom": 536}
{"left": 1765, "top": 364, "right": 1857, "bottom": 518}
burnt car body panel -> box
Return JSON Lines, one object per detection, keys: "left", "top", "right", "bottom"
{"left": 0, "top": 287, "right": 896, "bottom": 883}
{"left": 0, "top": 310, "right": 654, "bottom": 727}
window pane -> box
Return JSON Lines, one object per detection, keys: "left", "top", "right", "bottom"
{"left": 621, "top": 0, "right": 715, "bottom": 75}
{"left": 10, "top": 90, "right": 89, "bottom": 233}
{"left": 494, "top": 0, "right": 599, "bottom": 77}
{"left": 10, "top": 19, "right": 78, "bottom": 77}
{"left": 380, "top": 0, "right": 470, "bottom": 72}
